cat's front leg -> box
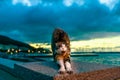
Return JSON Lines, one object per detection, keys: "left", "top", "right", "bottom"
{"left": 65, "top": 61, "right": 73, "bottom": 74}
{"left": 57, "top": 59, "right": 66, "bottom": 74}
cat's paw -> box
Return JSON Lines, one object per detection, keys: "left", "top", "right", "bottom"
{"left": 58, "top": 68, "right": 66, "bottom": 74}
{"left": 66, "top": 67, "right": 73, "bottom": 74}
{"left": 58, "top": 71, "right": 66, "bottom": 74}
{"left": 65, "top": 62, "right": 73, "bottom": 74}
{"left": 67, "top": 70, "right": 73, "bottom": 74}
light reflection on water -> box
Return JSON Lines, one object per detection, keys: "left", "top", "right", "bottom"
{"left": 71, "top": 53, "right": 120, "bottom": 66}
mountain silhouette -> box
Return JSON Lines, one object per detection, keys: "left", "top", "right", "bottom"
{"left": 0, "top": 35, "right": 34, "bottom": 49}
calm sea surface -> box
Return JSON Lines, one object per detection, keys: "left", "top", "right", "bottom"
{"left": 37, "top": 52, "right": 120, "bottom": 66}
{"left": 71, "top": 52, "right": 120, "bottom": 66}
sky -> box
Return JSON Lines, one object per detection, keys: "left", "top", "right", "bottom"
{"left": 0, "top": 0, "right": 120, "bottom": 46}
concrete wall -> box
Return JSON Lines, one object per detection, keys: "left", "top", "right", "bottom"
{"left": 14, "top": 64, "right": 53, "bottom": 80}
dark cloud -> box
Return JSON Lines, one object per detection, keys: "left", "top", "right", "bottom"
{"left": 0, "top": 0, "right": 120, "bottom": 43}
{"left": 25, "top": 6, "right": 58, "bottom": 26}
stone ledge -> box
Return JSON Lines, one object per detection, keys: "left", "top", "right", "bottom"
{"left": 0, "top": 58, "right": 119, "bottom": 80}
{"left": 14, "top": 64, "right": 53, "bottom": 80}
{"left": 54, "top": 67, "right": 120, "bottom": 80}
{"left": 13, "top": 61, "right": 115, "bottom": 80}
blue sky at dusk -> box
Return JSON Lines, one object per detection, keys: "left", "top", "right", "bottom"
{"left": 0, "top": 0, "right": 120, "bottom": 43}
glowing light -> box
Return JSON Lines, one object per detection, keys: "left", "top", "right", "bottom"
{"left": 29, "top": 36, "right": 120, "bottom": 52}
{"left": 38, "top": 51, "right": 40, "bottom": 53}
{"left": 18, "top": 49, "right": 21, "bottom": 52}
{"left": 15, "top": 50, "right": 18, "bottom": 53}
{"left": 70, "top": 36, "right": 120, "bottom": 52}
{"left": 30, "top": 43, "right": 50, "bottom": 49}
{"left": 28, "top": 50, "right": 30, "bottom": 53}
{"left": 71, "top": 36, "right": 120, "bottom": 48}
{"left": 7, "top": 49, "right": 10, "bottom": 53}
{"left": 12, "top": 48, "right": 14, "bottom": 51}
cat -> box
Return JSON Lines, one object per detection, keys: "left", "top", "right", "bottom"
{"left": 51, "top": 28, "right": 73, "bottom": 74}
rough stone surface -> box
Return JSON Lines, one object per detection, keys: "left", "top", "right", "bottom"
{"left": 14, "top": 61, "right": 115, "bottom": 77}
{"left": 13, "top": 61, "right": 116, "bottom": 80}
{"left": 54, "top": 67, "right": 120, "bottom": 80}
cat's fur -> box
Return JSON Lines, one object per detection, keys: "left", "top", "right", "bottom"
{"left": 51, "top": 28, "right": 73, "bottom": 74}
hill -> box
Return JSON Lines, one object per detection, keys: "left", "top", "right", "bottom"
{"left": 0, "top": 35, "right": 34, "bottom": 49}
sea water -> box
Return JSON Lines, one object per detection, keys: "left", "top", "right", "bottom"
{"left": 36, "top": 52, "right": 120, "bottom": 66}
{"left": 71, "top": 53, "right": 120, "bottom": 66}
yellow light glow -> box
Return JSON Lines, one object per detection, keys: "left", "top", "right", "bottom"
{"left": 7, "top": 49, "right": 10, "bottom": 53}
{"left": 29, "top": 36, "right": 120, "bottom": 52}
{"left": 15, "top": 50, "right": 18, "bottom": 53}
{"left": 70, "top": 36, "right": 120, "bottom": 52}
{"left": 28, "top": 50, "right": 30, "bottom": 53}
{"left": 12, "top": 48, "right": 14, "bottom": 51}
{"left": 38, "top": 51, "right": 40, "bottom": 53}
{"left": 19, "top": 49, "right": 21, "bottom": 52}
{"left": 71, "top": 36, "right": 120, "bottom": 48}
{"left": 30, "top": 43, "right": 50, "bottom": 49}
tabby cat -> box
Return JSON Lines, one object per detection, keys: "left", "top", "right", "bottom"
{"left": 51, "top": 28, "right": 73, "bottom": 74}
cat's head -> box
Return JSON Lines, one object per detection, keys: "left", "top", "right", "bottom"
{"left": 55, "top": 42, "right": 67, "bottom": 54}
